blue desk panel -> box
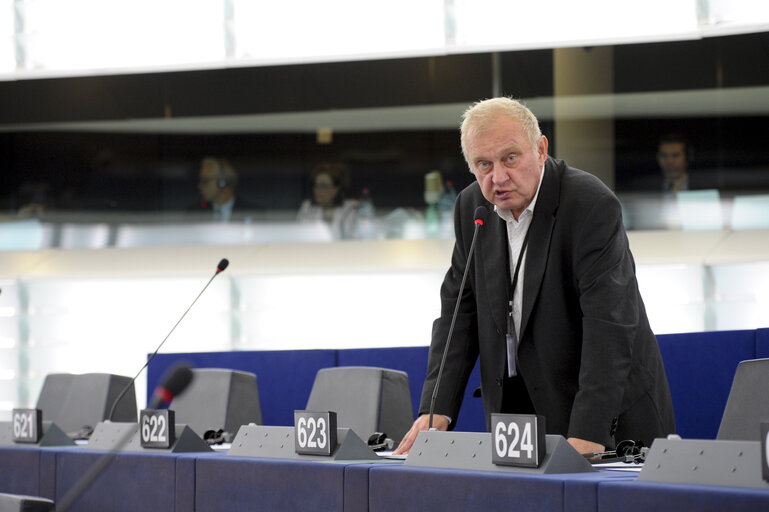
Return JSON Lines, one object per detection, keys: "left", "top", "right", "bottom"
{"left": 195, "top": 456, "right": 349, "bottom": 512}
{"left": 0, "top": 446, "right": 46, "bottom": 497}
{"left": 562, "top": 472, "right": 639, "bottom": 512}
{"left": 598, "top": 479, "right": 769, "bottom": 512}
{"left": 368, "top": 464, "right": 634, "bottom": 512}
{"left": 657, "top": 330, "right": 756, "bottom": 439}
{"left": 343, "top": 463, "right": 381, "bottom": 512}
{"left": 53, "top": 449, "right": 193, "bottom": 512}
{"left": 756, "top": 328, "right": 769, "bottom": 358}
{"left": 5, "top": 444, "right": 769, "bottom": 512}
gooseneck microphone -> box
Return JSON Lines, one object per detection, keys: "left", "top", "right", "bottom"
{"left": 428, "top": 206, "right": 488, "bottom": 430}
{"left": 57, "top": 260, "right": 227, "bottom": 512}
{"left": 57, "top": 364, "right": 195, "bottom": 512}
{"left": 107, "top": 258, "right": 229, "bottom": 420}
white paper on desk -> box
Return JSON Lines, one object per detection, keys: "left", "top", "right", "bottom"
{"left": 592, "top": 462, "right": 643, "bottom": 472}
{"left": 376, "top": 451, "right": 407, "bottom": 460}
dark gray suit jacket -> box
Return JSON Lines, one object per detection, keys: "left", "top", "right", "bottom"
{"left": 419, "top": 157, "right": 675, "bottom": 448}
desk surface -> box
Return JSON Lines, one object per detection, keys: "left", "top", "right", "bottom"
{"left": 1, "top": 445, "right": 768, "bottom": 512}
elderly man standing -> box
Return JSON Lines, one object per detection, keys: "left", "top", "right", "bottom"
{"left": 395, "top": 97, "right": 675, "bottom": 456}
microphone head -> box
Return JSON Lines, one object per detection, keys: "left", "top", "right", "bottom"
{"left": 473, "top": 206, "right": 489, "bottom": 226}
{"left": 162, "top": 363, "right": 194, "bottom": 396}
{"left": 217, "top": 258, "right": 229, "bottom": 273}
{"left": 150, "top": 363, "right": 194, "bottom": 408}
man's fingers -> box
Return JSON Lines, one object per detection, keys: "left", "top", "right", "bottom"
{"left": 393, "top": 415, "right": 429, "bottom": 455}
{"left": 393, "top": 426, "right": 417, "bottom": 455}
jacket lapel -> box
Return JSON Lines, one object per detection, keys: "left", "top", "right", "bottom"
{"left": 520, "top": 158, "right": 559, "bottom": 338}
{"left": 479, "top": 204, "right": 509, "bottom": 343}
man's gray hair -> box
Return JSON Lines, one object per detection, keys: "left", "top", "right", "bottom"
{"left": 460, "top": 97, "right": 542, "bottom": 164}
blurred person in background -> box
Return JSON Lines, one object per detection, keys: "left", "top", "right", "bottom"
{"left": 657, "top": 134, "right": 691, "bottom": 193}
{"left": 196, "top": 157, "right": 250, "bottom": 221}
{"left": 297, "top": 162, "right": 358, "bottom": 239}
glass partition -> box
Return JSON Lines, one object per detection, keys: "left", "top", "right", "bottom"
{"left": 2, "top": 33, "right": 768, "bottom": 247}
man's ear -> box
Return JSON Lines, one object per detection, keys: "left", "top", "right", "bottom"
{"left": 537, "top": 135, "right": 549, "bottom": 164}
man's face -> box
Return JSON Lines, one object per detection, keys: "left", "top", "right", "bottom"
{"left": 657, "top": 142, "right": 687, "bottom": 180}
{"left": 465, "top": 115, "right": 548, "bottom": 219}
{"left": 198, "top": 163, "right": 220, "bottom": 203}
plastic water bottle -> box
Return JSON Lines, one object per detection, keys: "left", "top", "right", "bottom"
{"left": 424, "top": 171, "right": 443, "bottom": 238}
{"left": 425, "top": 202, "right": 440, "bottom": 238}
{"left": 438, "top": 180, "right": 458, "bottom": 237}
{"left": 357, "top": 188, "right": 376, "bottom": 239}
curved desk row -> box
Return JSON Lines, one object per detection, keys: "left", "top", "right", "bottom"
{"left": 1, "top": 444, "right": 767, "bottom": 512}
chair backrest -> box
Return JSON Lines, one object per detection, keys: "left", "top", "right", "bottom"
{"left": 305, "top": 366, "right": 414, "bottom": 443}
{"left": 0, "top": 492, "right": 54, "bottom": 512}
{"left": 717, "top": 358, "right": 769, "bottom": 441}
{"left": 36, "top": 373, "right": 136, "bottom": 437}
{"left": 168, "top": 368, "right": 262, "bottom": 437}
{"left": 657, "top": 330, "right": 756, "bottom": 439}
{"left": 35, "top": 374, "right": 74, "bottom": 417}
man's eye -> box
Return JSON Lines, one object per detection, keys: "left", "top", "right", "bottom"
{"left": 506, "top": 154, "right": 516, "bottom": 163}
{"left": 477, "top": 162, "right": 490, "bottom": 172}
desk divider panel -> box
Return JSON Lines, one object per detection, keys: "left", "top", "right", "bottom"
{"left": 0, "top": 422, "right": 74, "bottom": 448}
{"left": 638, "top": 438, "right": 769, "bottom": 489}
{"left": 405, "top": 431, "right": 595, "bottom": 474}
{"left": 227, "top": 425, "right": 379, "bottom": 461}
{"left": 85, "top": 421, "right": 211, "bottom": 453}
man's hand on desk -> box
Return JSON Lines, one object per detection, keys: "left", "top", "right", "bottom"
{"left": 393, "top": 416, "right": 604, "bottom": 457}
{"left": 568, "top": 437, "right": 604, "bottom": 458}
{"left": 392, "top": 414, "right": 449, "bottom": 455}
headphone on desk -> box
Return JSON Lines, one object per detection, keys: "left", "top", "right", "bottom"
{"left": 203, "top": 429, "right": 234, "bottom": 445}
{"left": 616, "top": 439, "right": 646, "bottom": 459}
{"left": 367, "top": 432, "right": 394, "bottom": 451}
{"left": 583, "top": 440, "right": 648, "bottom": 464}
